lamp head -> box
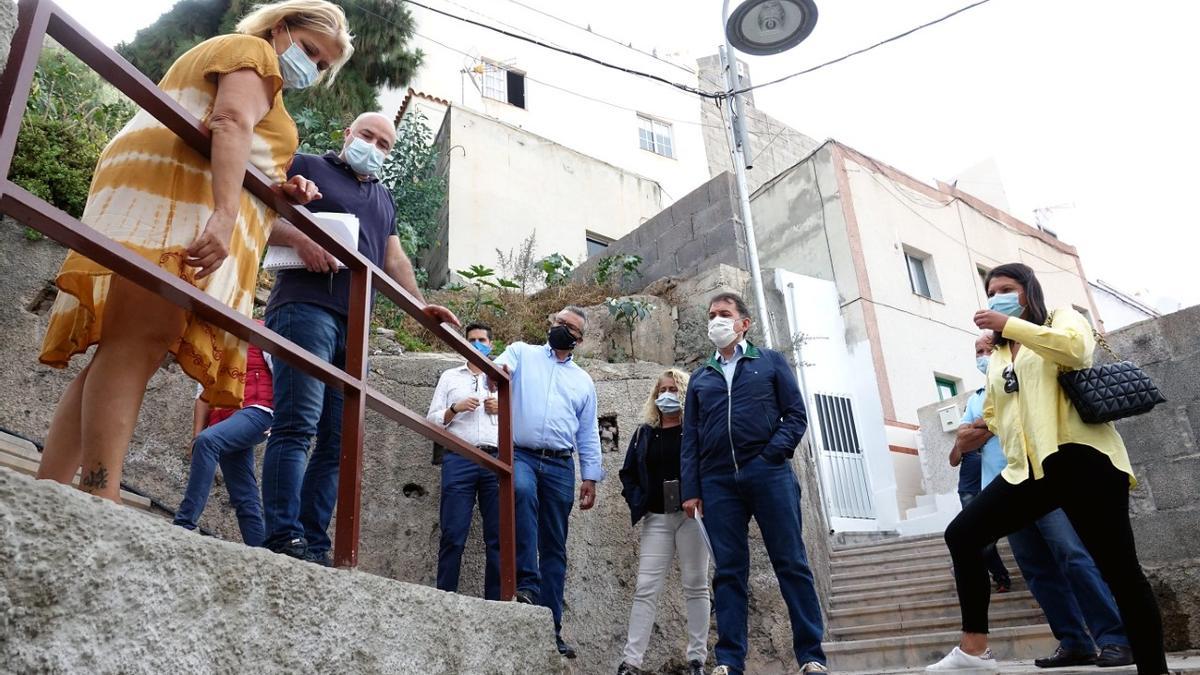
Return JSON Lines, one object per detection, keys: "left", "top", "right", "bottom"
{"left": 726, "top": 0, "right": 818, "bottom": 56}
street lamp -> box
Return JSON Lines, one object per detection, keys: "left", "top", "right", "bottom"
{"left": 720, "top": 0, "right": 817, "bottom": 349}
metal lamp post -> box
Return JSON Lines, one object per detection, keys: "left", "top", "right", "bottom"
{"left": 720, "top": 0, "right": 818, "bottom": 349}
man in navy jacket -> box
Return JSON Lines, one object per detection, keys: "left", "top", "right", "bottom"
{"left": 681, "top": 292, "right": 827, "bottom": 675}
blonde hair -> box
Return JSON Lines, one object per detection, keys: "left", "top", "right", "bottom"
{"left": 235, "top": 0, "right": 355, "bottom": 85}
{"left": 640, "top": 368, "right": 690, "bottom": 427}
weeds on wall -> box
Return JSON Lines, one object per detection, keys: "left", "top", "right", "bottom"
{"left": 606, "top": 297, "right": 655, "bottom": 362}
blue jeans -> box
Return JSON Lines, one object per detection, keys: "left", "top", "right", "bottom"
{"left": 702, "top": 455, "right": 826, "bottom": 674}
{"left": 438, "top": 450, "right": 502, "bottom": 600}
{"left": 959, "top": 491, "right": 1012, "bottom": 586}
{"left": 514, "top": 449, "right": 575, "bottom": 636}
{"left": 1007, "top": 508, "right": 1129, "bottom": 652}
{"left": 261, "top": 302, "right": 346, "bottom": 555}
{"left": 174, "top": 407, "right": 271, "bottom": 546}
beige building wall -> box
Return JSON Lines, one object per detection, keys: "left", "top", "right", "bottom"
{"left": 750, "top": 142, "right": 1099, "bottom": 528}
{"left": 425, "top": 107, "right": 664, "bottom": 287}
{"left": 837, "top": 147, "right": 1098, "bottom": 431}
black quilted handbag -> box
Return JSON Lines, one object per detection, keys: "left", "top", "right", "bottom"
{"left": 1055, "top": 313, "right": 1167, "bottom": 424}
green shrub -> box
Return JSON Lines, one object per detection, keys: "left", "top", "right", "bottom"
{"left": 10, "top": 43, "right": 135, "bottom": 220}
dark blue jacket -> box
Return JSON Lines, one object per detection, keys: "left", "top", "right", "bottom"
{"left": 680, "top": 342, "right": 808, "bottom": 503}
{"left": 618, "top": 423, "right": 655, "bottom": 526}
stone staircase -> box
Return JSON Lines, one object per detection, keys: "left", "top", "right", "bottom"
{"left": 0, "top": 430, "right": 155, "bottom": 513}
{"left": 824, "top": 532, "right": 1056, "bottom": 672}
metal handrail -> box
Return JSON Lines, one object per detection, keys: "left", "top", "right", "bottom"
{"left": 0, "top": 0, "right": 516, "bottom": 598}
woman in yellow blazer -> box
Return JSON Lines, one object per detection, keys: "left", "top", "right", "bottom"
{"left": 926, "top": 263, "right": 1166, "bottom": 675}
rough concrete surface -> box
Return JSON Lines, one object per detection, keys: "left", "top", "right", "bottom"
{"left": 1108, "top": 304, "right": 1200, "bottom": 651}
{"left": 574, "top": 294, "right": 677, "bottom": 366}
{"left": 1, "top": 0, "right": 15, "bottom": 68}
{"left": 0, "top": 468, "right": 563, "bottom": 674}
{"left": 0, "top": 220, "right": 833, "bottom": 673}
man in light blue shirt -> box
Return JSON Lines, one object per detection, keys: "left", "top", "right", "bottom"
{"left": 495, "top": 305, "right": 602, "bottom": 659}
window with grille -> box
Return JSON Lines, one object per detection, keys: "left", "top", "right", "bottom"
{"left": 637, "top": 114, "right": 674, "bottom": 158}
{"left": 481, "top": 63, "right": 526, "bottom": 108}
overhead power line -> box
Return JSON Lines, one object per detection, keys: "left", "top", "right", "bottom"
{"left": 732, "top": 0, "right": 996, "bottom": 96}
{"left": 397, "top": 0, "right": 723, "bottom": 99}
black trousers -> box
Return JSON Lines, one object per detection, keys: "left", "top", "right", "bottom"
{"left": 945, "top": 444, "right": 1167, "bottom": 675}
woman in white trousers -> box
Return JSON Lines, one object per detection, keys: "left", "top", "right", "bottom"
{"left": 617, "top": 369, "right": 711, "bottom": 675}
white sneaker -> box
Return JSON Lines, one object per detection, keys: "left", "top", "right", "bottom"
{"left": 710, "top": 667, "right": 731, "bottom": 675}
{"left": 925, "top": 647, "right": 999, "bottom": 673}
{"left": 800, "top": 662, "right": 829, "bottom": 673}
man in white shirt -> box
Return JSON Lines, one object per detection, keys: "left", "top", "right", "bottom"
{"left": 426, "top": 322, "right": 501, "bottom": 600}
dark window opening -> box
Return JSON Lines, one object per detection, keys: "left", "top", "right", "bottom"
{"left": 506, "top": 70, "right": 525, "bottom": 108}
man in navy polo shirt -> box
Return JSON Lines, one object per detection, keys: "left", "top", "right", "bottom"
{"left": 261, "top": 112, "right": 458, "bottom": 565}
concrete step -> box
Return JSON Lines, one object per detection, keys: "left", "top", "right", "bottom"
{"left": 825, "top": 622, "right": 1058, "bottom": 672}
{"left": 831, "top": 546, "right": 1015, "bottom": 574}
{"left": 828, "top": 590, "right": 1041, "bottom": 630}
{"left": 0, "top": 449, "right": 153, "bottom": 512}
{"left": 832, "top": 576, "right": 1027, "bottom": 609}
{"left": 905, "top": 503, "right": 938, "bottom": 519}
{"left": 829, "top": 607, "right": 1046, "bottom": 641}
{"left": 831, "top": 534, "right": 951, "bottom": 563}
{"left": 830, "top": 559, "right": 1022, "bottom": 588}
{"left": 839, "top": 652, "right": 1200, "bottom": 674}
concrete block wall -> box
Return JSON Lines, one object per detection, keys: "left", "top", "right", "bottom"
{"left": 696, "top": 55, "right": 823, "bottom": 196}
{"left": 1106, "top": 305, "right": 1200, "bottom": 650}
{"left": 574, "top": 172, "right": 746, "bottom": 292}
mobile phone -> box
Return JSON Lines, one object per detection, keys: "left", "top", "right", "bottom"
{"left": 662, "top": 480, "right": 681, "bottom": 514}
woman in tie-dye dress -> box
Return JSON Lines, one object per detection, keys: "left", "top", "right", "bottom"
{"left": 36, "top": 0, "right": 354, "bottom": 503}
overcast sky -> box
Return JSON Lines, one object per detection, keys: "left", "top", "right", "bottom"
{"left": 54, "top": 0, "right": 1195, "bottom": 310}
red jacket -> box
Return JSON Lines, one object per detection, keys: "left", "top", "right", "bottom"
{"left": 208, "top": 343, "right": 274, "bottom": 427}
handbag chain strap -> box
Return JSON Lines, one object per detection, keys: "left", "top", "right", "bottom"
{"left": 1045, "top": 309, "right": 1120, "bottom": 361}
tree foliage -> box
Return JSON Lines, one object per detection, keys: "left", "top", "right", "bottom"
{"left": 115, "top": 0, "right": 229, "bottom": 84}
{"left": 118, "top": 0, "right": 422, "bottom": 117}
{"left": 10, "top": 43, "right": 136, "bottom": 220}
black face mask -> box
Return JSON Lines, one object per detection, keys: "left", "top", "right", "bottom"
{"left": 548, "top": 324, "right": 578, "bottom": 351}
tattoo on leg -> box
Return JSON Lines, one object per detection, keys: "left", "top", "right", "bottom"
{"left": 81, "top": 465, "right": 109, "bottom": 490}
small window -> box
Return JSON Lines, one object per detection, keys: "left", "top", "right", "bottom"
{"left": 935, "top": 377, "right": 959, "bottom": 401}
{"left": 586, "top": 233, "right": 612, "bottom": 258}
{"left": 907, "top": 253, "right": 932, "bottom": 298}
{"left": 482, "top": 62, "right": 526, "bottom": 108}
{"left": 637, "top": 114, "right": 674, "bottom": 158}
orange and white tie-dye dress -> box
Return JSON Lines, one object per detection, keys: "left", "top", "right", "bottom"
{"left": 39, "top": 33, "right": 298, "bottom": 409}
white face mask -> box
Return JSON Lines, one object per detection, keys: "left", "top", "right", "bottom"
{"left": 708, "top": 316, "right": 738, "bottom": 349}
{"left": 654, "top": 391, "right": 682, "bottom": 415}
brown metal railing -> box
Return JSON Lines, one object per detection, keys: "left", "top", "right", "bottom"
{"left": 0, "top": 0, "right": 516, "bottom": 598}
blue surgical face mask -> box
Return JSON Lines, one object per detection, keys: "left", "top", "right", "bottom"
{"left": 343, "top": 136, "right": 387, "bottom": 177}
{"left": 470, "top": 340, "right": 492, "bottom": 357}
{"left": 655, "top": 391, "right": 682, "bottom": 415}
{"left": 277, "top": 25, "right": 319, "bottom": 90}
{"left": 988, "top": 292, "right": 1024, "bottom": 317}
{"left": 976, "top": 355, "right": 990, "bottom": 375}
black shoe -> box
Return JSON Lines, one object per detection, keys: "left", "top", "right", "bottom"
{"left": 1034, "top": 646, "right": 1097, "bottom": 668}
{"left": 514, "top": 589, "right": 536, "bottom": 605}
{"left": 555, "top": 637, "right": 576, "bottom": 659}
{"left": 303, "top": 549, "right": 332, "bottom": 567}
{"left": 688, "top": 659, "right": 706, "bottom": 675}
{"left": 270, "top": 537, "right": 307, "bottom": 560}
{"left": 1096, "top": 644, "right": 1134, "bottom": 667}
{"left": 616, "top": 663, "right": 640, "bottom": 675}
{"left": 994, "top": 578, "right": 1012, "bottom": 593}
